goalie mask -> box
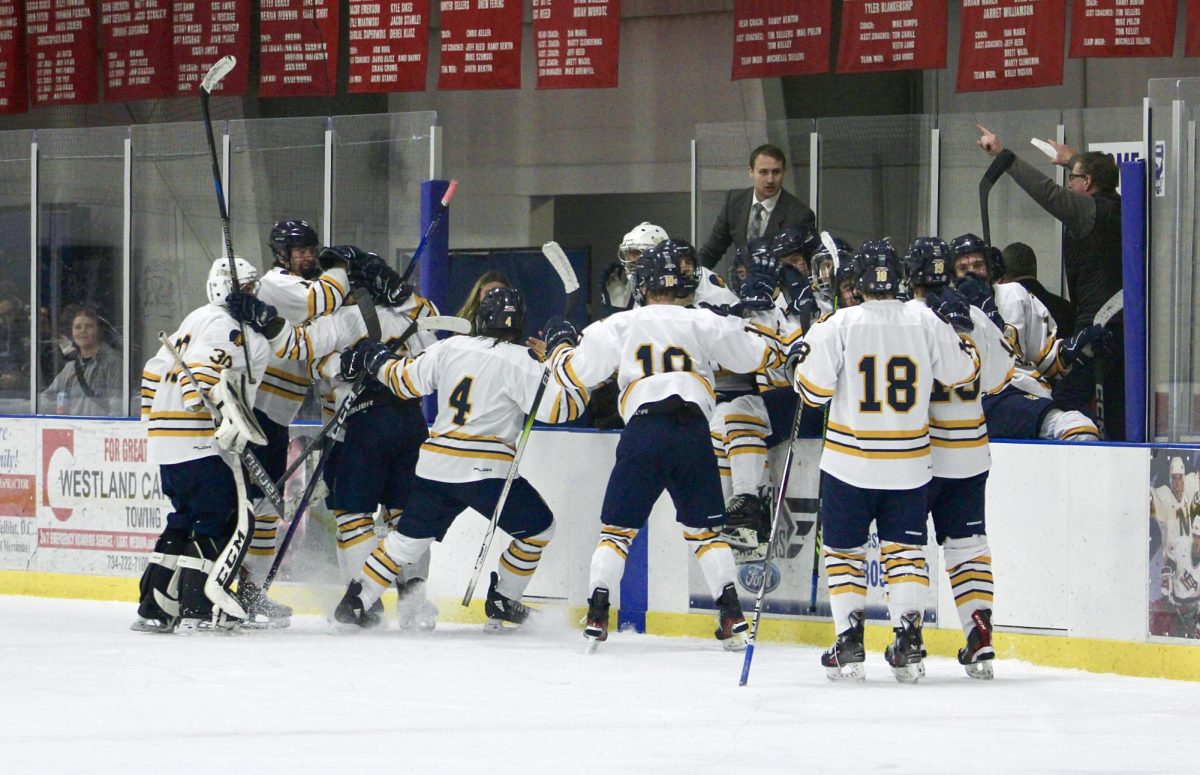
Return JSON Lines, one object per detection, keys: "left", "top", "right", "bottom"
{"left": 618, "top": 222, "right": 669, "bottom": 272}
{"left": 206, "top": 256, "right": 260, "bottom": 305}
{"left": 476, "top": 287, "right": 525, "bottom": 343}
{"left": 269, "top": 218, "right": 320, "bottom": 279}
{"left": 903, "top": 236, "right": 951, "bottom": 290}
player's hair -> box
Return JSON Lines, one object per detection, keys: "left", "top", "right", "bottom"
{"left": 749, "top": 143, "right": 786, "bottom": 170}
{"left": 456, "top": 270, "right": 512, "bottom": 333}
{"left": 1073, "top": 151, "right": 1119, "bottom": 193}
{"left": 1001, "top": 242, "right": 1039, "bottom": 281}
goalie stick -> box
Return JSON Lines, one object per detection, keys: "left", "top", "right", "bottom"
{"left": 198, "top": 55, "right": 254, "bottom": 383}
{"left": 740, "top": 398, "right": 807, "bottom": 686}
{"left": 460, "top": 241, "right": 579, "bottom": 606}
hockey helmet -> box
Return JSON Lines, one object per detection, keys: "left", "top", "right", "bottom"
{"left": 770, "top": 225, "right": 819, "bottom": 269}
{"left": 635, "top": 239, "right": 693, "bottom": 296}
{"left": 476, "top": 287, "right": 525, "bottom": 342}
{"left": 948, "top": 232, "right": 991, "bottom": 280}
{"left": 854, "top": 240, "right": 903, "bottom": 296}
{"left": 833, "top": 251, "right": 864, "bottom": 308}
{"left": 810, "top": 237, "right": 853, "bottom": 300}
{"left": 269, "top": 218, "right": 320, "bottom": 276}
{"left": 618, "top": 222, "right": 669, "bottom": 271}
{"left": 903, "top": 236, "right": 952, "bottom": 290}
{"left": 206, "top": 255, "right": 260, "bottom": 305}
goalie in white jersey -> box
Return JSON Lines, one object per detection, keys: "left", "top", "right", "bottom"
{"left": 329, "top": 287, "right": 584, "bottom": 630}
{"left": 133, "top": 257, "right": 272, "bottom": 633}
{"left": 903, "top": 237, "right": 1016, "bottom": 679}
{"left": 546, "top": 239, "right": 775, "bottom": 652}
{"left": 790, "top": 240, "right": 980, "bottom": 682}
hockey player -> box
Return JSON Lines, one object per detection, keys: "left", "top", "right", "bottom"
{"left": 133, "top": 256, "right": 272, "bottom": 634}
{"left": 607, "top": 222, "right": 669, "bottom": 309}
{"left": 808, "top": 237, "right": 855, "bottom": 316}
{"left": 790, "top": 240, "right": 980, "bottom": 683}
{"left": 1154, "top": 515, "right": 1200, "bottom": 639}
{"left": 903, "top": 237, "right": 1015, "bottom": 679}
{"left": 545, "top": 239, "right": 775, "bottom": 652}
{"left": 1151, "top": 456, "right": 1198, "bottom": 550}
{"left": 329, "top": 287, "right": 584, "bottom": 631}
{"left": 947, "top": 233, "right": 1102, "bottom": 442}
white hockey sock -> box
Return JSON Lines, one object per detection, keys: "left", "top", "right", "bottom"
{"left": 825, "top": 544, "right": 868, "bottom": 634}
{"left": 496, "top": 523, "right": 555, "bottom": 600}
{"left": 241, "top": 508, "right": 281, "bottom": 582}
{"left": 399, "top": 548, "right": 431, "bottom": 585}
{"left": 942, "top": 535, "right": 994, "bottom": 633}
{"left": 335, "top": 510, "right": 379, "bottom": 586}
{"left": 725, "top": 419, "right": 769, "bottom": 497}
{"left": 683, "top": 528, "right": 737, "bottom": 598}
{"left": 360, "top": 532, "right": 434, "bottom": 608}
{"left": 881, "top": 542, "right": 930, "bottom": 627}
{"left": 589, "top": 525, "right": 637, "bottom": 595}
{"left": 711, "top": 430, "right": 732, "bottom": 502}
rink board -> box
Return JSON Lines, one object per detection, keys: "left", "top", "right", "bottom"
{"left": 0, "top": 416, "right": 1195, "bottom": 681}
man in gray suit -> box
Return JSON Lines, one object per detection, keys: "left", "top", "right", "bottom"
{"left": 697, "top": 143, "right": 816, "bottom": 270}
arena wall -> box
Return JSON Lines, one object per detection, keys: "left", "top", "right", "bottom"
{"left": 0, "top": 417, "right": 1196, "bottom": 681}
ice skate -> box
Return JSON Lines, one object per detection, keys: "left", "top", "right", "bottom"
{"left": 821, "top": 611, "right": 866, "bottom": 682}
{"left": 958, "top": 609, "right": 995, "bottom": 680}
{"left": 583, "top": 587, "right": 610, "bottom": 654}
{"left": 723, "top": 493, "right": 768, "bottom": 565}
{"left": 885, "top": 611, "right": 925, "bottom": 684}
{"left": 484, "top": 571, "right": 531, "bottom": 632}
{"left": 176, "top": 612, "right": 241, "bottom": 636}
{"left": 130, "top": 616, "right": 175, "bottom": 634}
{"left": 396, "top": 578, "right": 438, "bottom": 632}
{"left": 331, "top": 580, "right": 384, "bottom": 632}
{"left": 234, "top": 579, "right": 292, "bottom": 630}
{"left": 714, "top": 583, "right": 749, "bottom": 652}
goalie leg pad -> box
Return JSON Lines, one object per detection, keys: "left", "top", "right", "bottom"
{"left": 136, "top": 528, "right": 188, "bottom": 624}
{"left": 178, "top": 534, "right": 222, "bottom": 620}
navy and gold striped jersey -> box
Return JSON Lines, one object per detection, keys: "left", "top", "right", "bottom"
{"left": 793, "top": 299, "right": 980, "bottom": 490}
{"left": 994, "top": 282, "right": 1062, "bottom": 383}
{"left": 141, "top": 303, "right": 270, "bottom": 465}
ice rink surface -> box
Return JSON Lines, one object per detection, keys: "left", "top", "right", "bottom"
{"left": 0, "top": 596, "right": 1195, "bottom": 775}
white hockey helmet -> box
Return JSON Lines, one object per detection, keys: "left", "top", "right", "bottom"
{"left": 1170, "top": 456, "right": 1186, "bottom": 476}
{"left": 619, "top": 222, "right": 669, "bottom": 270}
{"left": 206, "top": 255, "right": 260, "bottom": 305}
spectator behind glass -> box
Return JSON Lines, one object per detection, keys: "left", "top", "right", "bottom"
{"left": 455, "top": 270, "right": 546, "bottom": 358}
{"left": 1000, "top": 242, "right": 1076, "bottom": 338}
{"left": 40, "top": 307, "right": 122, "bottom": 416}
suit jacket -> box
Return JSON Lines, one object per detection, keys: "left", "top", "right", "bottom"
{"left": 697, "top": 187, "right": 815, "bottom": 269}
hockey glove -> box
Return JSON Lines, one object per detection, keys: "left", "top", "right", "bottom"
{"left": 340, "top": 340, "right": 393, "bottom": 381}
{"left": 929, "top": 286, "right": 974, "bottom": 333}
{"left": 738, "top": 272, "right": 778, "bottom": 312}
{"left": 543, "top": 316, "right": 580, "bottom": 353}
{"left": 785, "top": 280, "right": 817, "bottom": 326}
{"left": 210, "top": 370, "right": 268, "bottom": 454}
{"left": 784, "top": 339, "right": 810, "bottom": 383}
{"left": 1059, "top": 324, "right": 1104, "bottom": 368}
{"left": 358, "top": 261, "right": 414, "bottom": 307}
{"left": 697, "top": 301, "right": 743, "bottom": 318}
{"left": 225, "top": 291, "right": 283, "bottom": 337}
{"left": 954, "top": 273, "right": 1005, "bottom": 331}
{"left": 320, "top": 244, "right": 378, "bottom": 274}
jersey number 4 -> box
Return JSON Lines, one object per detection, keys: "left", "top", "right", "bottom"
{"left": 635, "top": 344, "right": 693, "bottom": 377}
{"left": 449, "top": 376, "right": 474, "bottom": 424}
{"left": 858, "top": 355, "right": 916, "bottom": 413}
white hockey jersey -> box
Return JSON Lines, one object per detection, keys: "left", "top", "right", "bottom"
{"left": 906, "top": 300, "right": 1015, "bottom": 479}
{"left": 254, "top": 265, "right": 350, "bottom": 425}
{"left": 994, "top": 282, "right": 1063, "bottom": 386}
{"left": 373, "top": 336, "right": 584, "bottom": 483}
{"left": 552, "top": 303, "right": 773, "bottom": 423}
{"left": 1163, "top": 530, "right": 1200, "bottom": 606}
{"left": 1152, "top": 476, "right": 1199, "bottom": 546}
{"left": 141, "top": 303, "right": 271, "bottom": 466}
{"left": 793, "top": 300, "right": 980, "bottom": 490}
{"left": 746, "top": 299, "right": 804, "bottom": 391}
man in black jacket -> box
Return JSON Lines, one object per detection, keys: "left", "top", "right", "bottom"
{"left": 976, "top": 124, "right": 1123, "bottom": 440}
{"left": 697, "top": 143, "right": 815, "bottom": 269}
{"left": 1001, "top": 242, "right": 1076, "bottom": 338}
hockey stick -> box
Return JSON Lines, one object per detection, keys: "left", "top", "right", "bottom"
{"left": 807, "top": 514, "right": 822, "bottom": 614}
{"left": 460, "top": 242, "right": 580, "bottom": 606}
{"left": 979, "top": 150, "right": 1015, "bottom": 246}
{"left": 740, "top": 398, "right": 806, "bottom": 687}
{"left": 399, "top": 180, "right": 459, "bottom": 284}
{"left": 198, "top": 55, "right": 255, "bottom": 383}
{"left": 1091, "top": 290, "right": 1124, "bottom": 435}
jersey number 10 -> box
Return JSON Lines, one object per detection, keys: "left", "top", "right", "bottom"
{"left": 635, "top": 344, "right": 693, "bottom": 377}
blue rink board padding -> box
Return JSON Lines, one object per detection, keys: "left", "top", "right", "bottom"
{"left": 1120, "top": 160, "right": 1147, "bottom": 443}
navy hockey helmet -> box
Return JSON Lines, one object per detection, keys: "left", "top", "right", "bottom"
{"left": 770, "top": 225, "right": 819, "bottom": 268}
{"left": 854, "top": 239, "right": 903, "bottom": 296}
{"left": 947, "top": 232, "right": 993, "bottom": 280}
{"left": 986, "top": 245, "right": 1006, "bottom": 281}
{"left": 269, "top": 219, "right": 320, "bottom": 277}
{"left": 476, "top": 287, "right": 525, "bottom": 342}
{"left": 903, "top": 236, "right": 952, "bottom": 289}
{"left": 743, "top": 236, "right": 778, "bottom": 277}
{"left": 833, "top": 250, "right": 864, "bottom": 308}
{"left": 637, "top": 239, "right": 693, "bottom": 296}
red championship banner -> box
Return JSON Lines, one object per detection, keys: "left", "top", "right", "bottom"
{"left": 836, "top": 0, "right": 946, "bottom": 74}
{"left": 26, "top": 0, "right": 100, "bottom": 107}
{"left": 1190, "top": 0, "right": 1200, "bottom": 56}
{"left": 438, "top": 0, "right": 521, "bottom": 90}
{"left": 259, "top": 0, "right": 339, "bottom": 98}
{"left": 101, "top": 0, "right": 173, "bottom": 102}
{"left": 1070, "top": 0, "right": 1175, "bottom": 58}
{"left": 347, "top": 0, "right": 428, "bottom": 93}
{"left": 957, "top": 0, "right": 1065, "bottom": 93}
{"left": 533, "top": 0, "right": 620, "bottom": 89}
{"left": 0, "top": 1, "right": 26, "bottom": 114}
{"left": 173, "top": 0, "right": 249, "bottom": 96}
{"left": 732, "top": 0, "right": 830, "bottom": 79}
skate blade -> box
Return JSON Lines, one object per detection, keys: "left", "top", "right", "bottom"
{"left": 130, "top": 618, "right": 175, "bottom": 634}
{"left": 720, "top": 633, "right": 749, "bottom": 652}
{"left": 240, "top": 617, "right": 291, "bottom": 631}
{"left": 890, "top": 662, "right": 923, "bottom": 684}
{"left": 176, "top": 619, "right": 241, "bottom": 636}
{"left": 484, "top": 618, "right": 522, "bottom": 633}
{"left": 824, "top": 663, "right": 866, "bottom": 683}
{"left": 963, "top": 659, "right": 994, "bottom": 680}
{"left": 584, "top": 637, "right": 601, "bottom": 655}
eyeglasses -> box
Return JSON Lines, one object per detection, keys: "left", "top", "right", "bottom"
{"left": 1068, "top": 172, "right": 1089, "bottom": 181}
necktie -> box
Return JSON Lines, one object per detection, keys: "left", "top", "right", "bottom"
{"left": 749, "top": 202, "right": 765, "bottom": 241}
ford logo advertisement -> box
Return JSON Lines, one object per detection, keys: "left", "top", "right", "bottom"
{"left": 738, "top": 561, "right": 781, "bottom": 594}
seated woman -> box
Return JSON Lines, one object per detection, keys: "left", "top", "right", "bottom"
{"left": 41, "top": 306, "right": 122, "bottom": 416}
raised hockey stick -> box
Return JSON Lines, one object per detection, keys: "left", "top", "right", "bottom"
{"left": 399, "top": 180, "right": 459, "bottom": 284}
{"left": 460, "top": 241, "right": 580, "bottom": 606}
{"left": 198, "top": 55, "right": 255, "bottom": 383}
{"left": 978, "top": 150, "right": 1015, "bottom": 246}
{"left": 740, "top": 398, "right": 806, "bottom": 687}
